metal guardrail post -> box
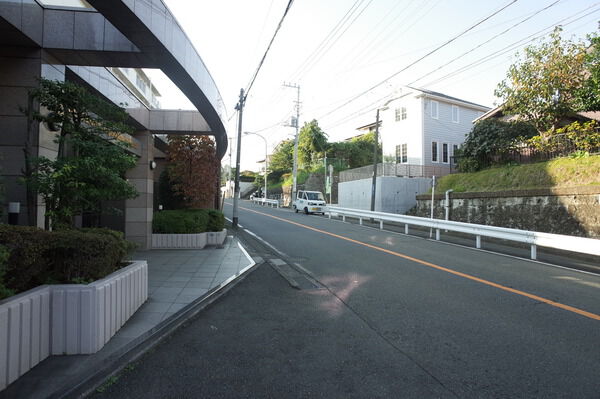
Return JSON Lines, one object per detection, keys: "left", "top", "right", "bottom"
{"left": 325, "top": 206, "right": 600, "bottom": 258}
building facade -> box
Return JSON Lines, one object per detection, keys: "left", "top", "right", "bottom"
{"left": 0, "top": 0, "right": 228, "bottom": 248}
{"left": 379, "top": 87, "right": 489, "bottom": 176}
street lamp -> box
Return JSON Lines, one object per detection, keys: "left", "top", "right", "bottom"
{"left": 244, "top": 131, "right": 268, "bottom": 200}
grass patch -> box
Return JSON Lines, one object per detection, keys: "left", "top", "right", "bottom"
{"left": 435, "top": 155, "right": 600, "bottom": 193}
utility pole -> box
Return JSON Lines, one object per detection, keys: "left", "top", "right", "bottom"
{"left": 370, "top": 109, "right": 380, "bottom": 213}
{"left": 232, "top": 88, "right": 245, "bottom": 228}
{"left": 284, "top": 82, "right": 300, "bottom": 205}
{"left": 323, "top": 152, "right": 327, "bottom": 194}
{"left": 228, "top": 136, "right": 233, "bottom": 198}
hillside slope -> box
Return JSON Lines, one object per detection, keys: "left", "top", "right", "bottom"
{"left": 436, "top": 155, "right": 600, "bottom": 193}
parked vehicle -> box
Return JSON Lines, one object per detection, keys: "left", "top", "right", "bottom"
{"left": 293, "top": 190, "right": 326, "bottom": 214}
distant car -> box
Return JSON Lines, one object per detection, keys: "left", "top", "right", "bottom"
{"left": 293, "top": 190, "right": 326, "bottom": 215}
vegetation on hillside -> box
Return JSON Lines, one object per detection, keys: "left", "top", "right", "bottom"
{"left": 436, "top": 155, "right": 600, "bottom": 193}
{"left": 256, "top": 119, "right": 380, "bottom": 193}
{"left": 458, "top": 27, "right": 599, "bottom": 173}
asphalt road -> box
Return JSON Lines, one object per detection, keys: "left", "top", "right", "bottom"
{"left": 93, "top": 200, "right": 600, "bottom": 398}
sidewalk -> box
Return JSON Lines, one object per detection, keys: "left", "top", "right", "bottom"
{"left": 0, "top": 236, "right": 255, "bottom": 399}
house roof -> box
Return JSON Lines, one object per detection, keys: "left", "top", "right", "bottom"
{"left": 408, "top": 86, "right": 490, "bottom": 109}
{"left": 383, "top": 86, "right": 490, "bottom": 111}
{"left": 355, "top": 121, "right": 381, "bottom": 131}
{"left": 474, "top": 105, "right": 600, "bottom": 124}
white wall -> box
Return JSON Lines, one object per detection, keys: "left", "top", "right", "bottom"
{"left": 380, "top": 91, "right": 424, "bottom": 165}
{"left": 338, "top": 176, "right": 432, "bottom": 214}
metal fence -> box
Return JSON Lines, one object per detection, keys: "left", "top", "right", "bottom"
{"left": 453, "top": 133, "right": 600, "bottom": 171}
{"left": 339, "top": 163, "right": 453, "bottom": 182}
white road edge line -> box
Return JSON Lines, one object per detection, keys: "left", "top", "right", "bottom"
{"left": 243, "top": 228, "right": 288, "bottom": 258}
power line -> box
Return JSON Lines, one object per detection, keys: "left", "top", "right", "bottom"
{"left": 316, "top": 0, "right": 519, "bottom": 121}
{"left": 244, "top": 0, "right": 295, "bottom": 99}
{"left": 421, "top": 2, "right": 600, "bottom": 88}
{"left": 294, "top": 0, "right": 376, "bottom": 81}
{"left": 322, "top": 2, "right": 600, "bottom": 131}
{"left": 288, "top": 0, "right": 364, "bottom": 81}
{"left": 408, "top": 0, "right": 562, "bottom": 86}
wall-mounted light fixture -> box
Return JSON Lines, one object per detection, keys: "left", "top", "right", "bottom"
{"left": 149, "top": 160, "right": 157, "bottom": 170}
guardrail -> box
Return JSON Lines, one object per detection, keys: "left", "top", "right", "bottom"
{"left": 251, "top": 198, "right": 280, "bottom": 208}
{"left": 326, "top": 206, "right": 600, "bottom": 260}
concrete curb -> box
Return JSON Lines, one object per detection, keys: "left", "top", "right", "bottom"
{"left": 56, "top": 241, "right": 259, "bottom": 399}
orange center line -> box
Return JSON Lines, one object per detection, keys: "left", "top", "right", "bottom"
{"left": 239, "top": 205, "right": 600, "bottom": 321}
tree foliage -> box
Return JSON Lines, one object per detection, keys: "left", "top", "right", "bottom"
{"left": 25, "top": 79, "right": 138, "bottom": 229}
{"left": 495, "top": 27, "right": 589, "bottom": 132}
{"left": 458, "top": 119, "right": 538, "bottom": 172}
{"left": 269, "top": 139, "right": 295, "bottom": 171}
{"left": 575, "top": 34, "right": 600, "bottom": 111}
{"left": 298, "top": 119, "right": 328, "bottom": 166}
{"left": 327, "top": 132, "right": 381, "bottom": 169}
{"left": 167, "top": 135, "right": 218, "bottom": 209}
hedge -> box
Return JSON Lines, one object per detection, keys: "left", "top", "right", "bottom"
{"left": 152, "top": 209, "right": 225, "bottom": 234}
{"left": 0, "top": 225, "right": 135, "bottom": 298}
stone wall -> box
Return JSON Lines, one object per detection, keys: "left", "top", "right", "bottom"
{"left": 410, "top": 186, "right": 600, "bottom": 238}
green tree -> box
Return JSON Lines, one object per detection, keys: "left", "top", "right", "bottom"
{"left": 575, "top": 34, "right": 600, "bottom": 111}
{"left": 269, "top": 139, "right": 294, "bottom": 171}
{"left": 458, "top": 119, "right": 538, "bottom": 172}
{"left": 298, "top": 120, "right": 328, "bottom": 166}
{"left": 495, "top": 27, "right": 588, "bottom": 132}
{"left": 327, "top": 132, "right": 381, "bottom": 169}
{"left": 26, "top": 79, "right": 138, "bottom": 229}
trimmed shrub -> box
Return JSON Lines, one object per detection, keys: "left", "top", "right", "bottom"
{"left": 207, "top": 209, "right": 225, "bottom": 232}
{"left": 0, "top": 224, "right": 134, "bottom": 296}
{"left": 0, "top": 244, "right": 14, "bottom": 300}
{"left": 152, "top": 209, "right": 225, "bottom": 234}
{"left": 79, "top": 227, "right": 136, "bottom": 259}
{"left": 153, "top": 209, "right": 209, "bottom": 234}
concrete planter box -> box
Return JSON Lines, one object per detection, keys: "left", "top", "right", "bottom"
{"left": 152, "top": 229, "right": 227, "bottom": 249}
{"left": 0, "top": 260, "right": 147, "bottom": 392}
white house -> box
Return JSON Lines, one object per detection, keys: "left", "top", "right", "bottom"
{"left": 379, "top": 87, "right": 490, "bottom": 175}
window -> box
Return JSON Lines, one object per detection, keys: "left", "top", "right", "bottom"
{"left": 431, "top": 141, "right": 438, "bottom": 162}
{"left": 395, "top": 107, "right": 407, "bottom": 121}
{"left": 395, "top": 144, "right": 408, "bottom": 163}
{"left": 430, "top": 100, "right": 439, "bottom": 119}
{"left": 452, "top": 105, "right": 459, "bottom": 123}
{"left": 442, "top": 143, "right": 449, "bottom": 163}
{"left": 452, "top": 144, "right": 459, "bottom": 164}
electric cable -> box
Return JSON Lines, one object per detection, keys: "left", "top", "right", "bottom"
{"left": 316, "top": 0, "right": 519, "bottom": 121}
{"left": 244, "top": 0, "right": 295, "bottom": 100}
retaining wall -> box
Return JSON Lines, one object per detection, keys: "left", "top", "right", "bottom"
{"left": 411, "top": 186, "right": 600, "bottom": 238}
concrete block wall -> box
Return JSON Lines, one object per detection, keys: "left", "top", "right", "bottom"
{"left": 339, "top": 176, "right": 432, "bottom": 214}
{"left": 0, "top": 261, "right": 147, "bottom": 392}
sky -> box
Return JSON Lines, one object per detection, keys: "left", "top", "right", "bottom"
{"left": 144, "top": 0, "right": 600, "bottom": 171}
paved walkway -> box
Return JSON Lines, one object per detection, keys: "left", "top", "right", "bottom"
{"left": 0, "top": 236, "right": 255, "bottom": 399}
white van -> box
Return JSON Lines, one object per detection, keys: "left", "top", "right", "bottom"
{"left": 293, "top": 190, "right": 327, "bottom": 215}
